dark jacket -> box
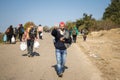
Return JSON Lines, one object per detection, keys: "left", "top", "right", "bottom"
{"left": 9, "top": 27, "right": 14, "bottom": 35}
{"left": 51, "top": 28, "right": 71, "bottom": 50}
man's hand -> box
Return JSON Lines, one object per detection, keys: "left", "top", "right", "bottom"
{"left": 60, "top": 37, "right": 65, "bottom": 42}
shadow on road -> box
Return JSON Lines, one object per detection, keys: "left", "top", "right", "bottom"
{"left": 51, "top": 65, "right": 68, "bottom": 75}
{"left": 22, "top": 52, "right": 40, "bottom": 57}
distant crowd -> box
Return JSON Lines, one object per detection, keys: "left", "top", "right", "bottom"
{"left": 3, "top": 23, "right": 89, "bottom": 44}
{"left": 3, "top": 24, "right": 43, "bottom": 44}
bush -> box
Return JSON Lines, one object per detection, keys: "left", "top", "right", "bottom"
{"left": 0, "top": 33, "right": 3, "bottom": 43}
{"left": 95, "top": 19, "right": 117, "bottom": 31}
{"left": 24, "top": 21, "right": 35, "bottom": 30}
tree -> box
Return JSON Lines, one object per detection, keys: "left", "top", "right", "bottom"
{"left": 66, "top": 21, "right": 76, "bottom": 30}
{"left": 103, "top": 0, "right": 120, "bottom": 24}
{"left": 24, "top": 21, "right": 35, "bottom": 30}
{"left": 76, "top": 19, "right": 84, "bottom": 28}
{"left": 78, "top": 13, "right": 96, "bottom": 31}
{"left": 43, "top": 26, "right": 50, "bottom": 32}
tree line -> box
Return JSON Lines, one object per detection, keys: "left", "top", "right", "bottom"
{"left": 46, "top": 0, "right": 120, "bottom": 32}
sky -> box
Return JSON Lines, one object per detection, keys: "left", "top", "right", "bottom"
{"left": 0, "top": 0, "right": 111, "bottom": 32}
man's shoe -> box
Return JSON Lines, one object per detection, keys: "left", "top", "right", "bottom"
{"left": 58, "top": 73, "right": 63, "bottom": 77}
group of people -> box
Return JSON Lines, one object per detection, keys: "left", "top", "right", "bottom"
{"left": 3, "top": 24, "right": 43, "bottom": 44}
{"left": 4, "top": 24, "right": 24, "bottom": 44}
{"left": 3, "top": 21, "right": 88, "bottom": 77}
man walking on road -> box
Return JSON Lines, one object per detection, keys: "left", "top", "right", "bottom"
{"left": 23, "top": 22, "right": 38, "bottom": 57}
{"left": 51, "top": 22, "right": 72, "bottom": 77}
{"left": 18, "top": 24, "right": 24, "bottom": 42}
{"left": 71, "top": 26, "right": 79, "bottom": 43}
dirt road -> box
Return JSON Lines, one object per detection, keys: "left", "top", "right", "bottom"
{"left": 0, "top": 33, "right": 103, "bottom": 80}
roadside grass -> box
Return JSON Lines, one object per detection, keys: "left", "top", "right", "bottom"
{"left": 0, "top": 33, "right": 3, "bottom": 43}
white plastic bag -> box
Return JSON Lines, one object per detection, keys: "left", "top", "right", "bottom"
{"left": 34, "top": 41, "right": 40, "bottom": 49}
{"left": 20, "top": 42, "right": 27, "bottom": 51}
{"left": 11, "top": 35, "right": 15, "bottom": 43}
{"left": 40, "top": 33, "right": 43, "bottom": 36}
{"left": 3, "top": 34, "right": 7, "bottom": 42}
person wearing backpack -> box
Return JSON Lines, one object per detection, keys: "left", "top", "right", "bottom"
{"left": 72, "top": 26, "right": 78, "bottom": 43}
{"left": 23, "top": 23, "right": 38, "bottom": 57}
{"left": 5, "top": 25, "right": 14, "bottom": 44}
{"left": 18, "top": 24, "right": 24, "bottom": 41}
{"left": 82, "top": 28, "right": 88, "bottom": 41}
{"left": 51, "top": 22, "right": 72, "bottom": 77}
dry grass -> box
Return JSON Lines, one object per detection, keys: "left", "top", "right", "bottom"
{"left": 0, "top": 33, "right": 3, "bottom": 43}
{"left": 77, "top": 28, "right": 120, "bottom": 80}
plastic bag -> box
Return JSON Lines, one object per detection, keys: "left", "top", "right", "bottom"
{"left": 40, "top": 33, "right": 43, "bottom": 36}
{"left": 20, "top": 42, "right": 27, "bottom": 51}
{"left": 11, "top": 35, "right": 15, "bottom": 43}
{"left": 3, "top": 34, "right": 7, "bottom": 42}
{"left": 34, "top": 41, "right": 40, "bottom": 49}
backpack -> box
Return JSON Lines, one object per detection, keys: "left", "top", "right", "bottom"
{"left": 6, "top": 28, "right": 10, "bottom": 34}
{"left": 29, "top": 27, "right": 37, "bottom": 40}
{"left": 64, "top": 30, "right": 72, "bottom": 48}
{"left": 82, "top": 29, "right": 88, "bottom": 35}
{"left": 19, "top": 27, "right": 24, "bottom": 34}
{"left": 72, "top": 29, "right": 77, "bottom": 35}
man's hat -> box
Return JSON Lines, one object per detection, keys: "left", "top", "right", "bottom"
{"left": 59, "top": 22, "right": 65, "bottom": 27}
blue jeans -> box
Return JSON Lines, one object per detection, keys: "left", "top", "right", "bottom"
{"left": 27, "top": 39, "right": 34, "bottom": 54}
{"left": 56, "top": 49, "right": 67, "bottom": 74}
